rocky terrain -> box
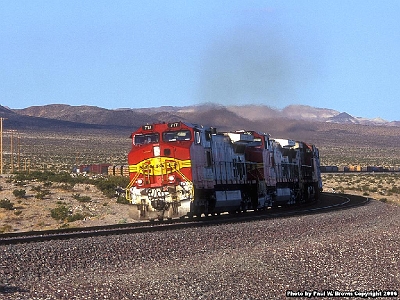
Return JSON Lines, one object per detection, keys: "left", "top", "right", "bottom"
{"left": 0, "top": 175, "right": 135, "bottom": 233}
{"left": 0, "top": 103, "right": 398, "bottom": 299}
{"left": 0, "top": 172, "right": 399, "bottom": 234}
{"left": 0, "top": 198, "right": 399, "bottom": 299}
{"left": 322, "top": 173, "right": 400, "bottom": 205}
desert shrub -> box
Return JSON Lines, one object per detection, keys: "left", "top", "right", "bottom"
{"left": 31, "top": 186, "right": 42, "bottom": 192}
{"left": 14, "top": 210, "right": 22, "bottom": 216}
{"left": 72, "top": 193, "right": 91, "bottom": 203}
{"left": 380, "top": 198, "right": 388, "bottom": 203}
{"left": 94, "top": 176, "right": 130, "bottom": 198}
{"left": 0, "top": 225, "right": 12, "bottom": 233}
{"left": 15, "top": 181, "right": 26, "bottom": 187}
{"left": 59, "top": 183, "right": 74, "bottom": 191}
{"left": 389, "top": 186, "right": 400, "bottom": 194}
{"left": 67, "top": 213, "right": 85, "bottom": 222}
{"left": 35, "top": 190, "right": 51, "bottom": 200}
{"left": 43, "top": 181, "right": 53, "bottom": 187}
{"left": 14, "top": 171, "right": 87, "bottom": 186}
{"left": 50, "top": 205, "right": 70, "bottom": 221}
{"left": 31, "top": 185, "right": 51, "bottom": 195}
{"left": 370, "top": 187, "right": 378, "bottom": 193}
{"left": 361, "top": 185, "right": 370, "bottom": 192}
{"left": 13, "top": 189, "right": 26, "bottom": 198}
{"left": 116, "top": 195, "right": 130, "bottom": 204}
{"left": 0, "top": 199, "right": 14, "bottom": 210}
{"left": 14, "top": 171, "right": 130, "bottom": 198}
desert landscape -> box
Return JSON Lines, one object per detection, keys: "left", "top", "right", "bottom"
{"left": 0, "top": 104, "right": 399, "bottom": 233}
{"left": 1, "top": 105, "right": 399, "bottom": 299}
{"left": 1, "top": 171, "right": 399, "bottom": 233}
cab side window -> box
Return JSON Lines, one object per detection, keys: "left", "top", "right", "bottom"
{"left": 194, "top": 130, "right": 201, "bottom": 144}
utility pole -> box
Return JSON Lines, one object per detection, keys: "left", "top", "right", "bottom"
{"left": 7, "top": 129, "right": 17, "bottom": 174}
{"left": 0, "top": 118, "right": 6, "bottom": 175}
{"left": 10, "top": 130, "right": 14, "bottom": 173}
{"left": 17, "top": 133, "right": 21, "bottom": 171}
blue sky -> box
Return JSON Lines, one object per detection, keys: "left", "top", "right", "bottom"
{"left": 1, "top": 1, "right": 400, "bottom": 121}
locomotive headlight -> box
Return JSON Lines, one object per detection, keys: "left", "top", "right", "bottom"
{"left": 137, "top": 178, "right": 144, "bottom": 186}
{"left": 168, "top": 174, "right": 175, "bottom": 183}
{"left": 153, "top": 146, "right": 161, "bottom": 157}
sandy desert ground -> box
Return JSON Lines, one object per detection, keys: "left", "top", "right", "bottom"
{"left": 0, "top": 173, "right": 399, "bottom": 233}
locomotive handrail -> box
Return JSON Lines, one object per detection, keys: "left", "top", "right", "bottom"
{"left": 125, "top": 171, "right": 140, "bottom": 201}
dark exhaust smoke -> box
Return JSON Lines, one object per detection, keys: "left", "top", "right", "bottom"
{"left": 197, "top": 25, "right": 313, "bottom": 107}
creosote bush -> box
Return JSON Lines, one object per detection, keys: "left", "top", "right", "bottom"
{"left": 72, "top": 193, "right": 91, "bottom": 203}
{"left": 0, "top": 224, "right": 12, "bottom": 233}
{"left": 0, "top": 199, "right": 14, "bottom": 210}
{"left": 35, "top": 190, "right": 51, "bottom": 200}
{"left": 13, "top": 189, "right": 26, "bottom": 199}
{"left": 50, "top": 204, "right": 87, "bottom": 223}
{"left": 116, "top": 195, "right": 130, "bottom": 204}
{"left": 50, "top": 205, "right": 70, "bottom": 221}
{"left": 12, "top": 171, "right": 130, "bottom": 199}
{"left": 67, "top": 213, "right": 85, "bottom": 222}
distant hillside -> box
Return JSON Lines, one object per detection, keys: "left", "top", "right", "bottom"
{"left": 0, "top": 104, "right": 122, "bottom": 132}
{"left": 3, "top": 103, "right": 400, "bottom": 169}
{"left": 12, "top": 103, "right": 399, "bottom": 129}
{"left": 327, "top": 112, "right": 359, "bottom": 124}
{"left": 5, "top": 103, "right": 399, "bottom": 150}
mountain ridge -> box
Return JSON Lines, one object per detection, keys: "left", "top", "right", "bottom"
{"left": 2, "top": 103, "right": 400, "bottom": 171}
{"left": 10, "top": 103, "right": 399, "bottom": 128}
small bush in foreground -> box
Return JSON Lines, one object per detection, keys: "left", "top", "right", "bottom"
{"left": 67, "top": 213, "right": 85, "bottom": 222}
{"left": 50, "top": 205, "right": 70, "bottom": 221}
{"left": 13, "top": 189, "right": 26, "bottom": 199}
{"left": 0, "top": 225, "right": 12, "bottom": 233}
{"left": 0, "top": 199, "right": 14, "bottom": 210}
{"left": 72, "top": 193, "right": 91, "bottom": 203}
{"left": 116, "top": 196, "right": 130, "bottom": 204}
{"left": 35, "top": 190, "right": 51, "bottom": 200}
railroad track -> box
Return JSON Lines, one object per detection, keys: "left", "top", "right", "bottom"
{"left": 0, "top": 193, "right": 370, "bottom": 245}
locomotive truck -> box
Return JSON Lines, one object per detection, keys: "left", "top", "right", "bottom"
{"left": 126, "top": 121, "right": 322, "bottom": 220}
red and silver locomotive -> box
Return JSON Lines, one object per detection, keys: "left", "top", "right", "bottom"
{"left": 126, "top": 121, "right": 322, "bottom": 220}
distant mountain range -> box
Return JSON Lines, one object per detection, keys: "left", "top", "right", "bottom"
{"left": 2, "top": 104, "right": 400, "bottom": 165}
{"left": 6, "top": 103, "right": 399, "bottom": 129}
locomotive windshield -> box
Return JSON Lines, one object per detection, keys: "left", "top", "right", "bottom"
{"left": 134, "top": 133, "right": 159, "bottom": 145}
{"left": 163, "top": 130, "right": 192, "bottom": 142}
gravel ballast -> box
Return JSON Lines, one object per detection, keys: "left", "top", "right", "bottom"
{"left": 1, "top": 200, "right": 399, "bottom": 299}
